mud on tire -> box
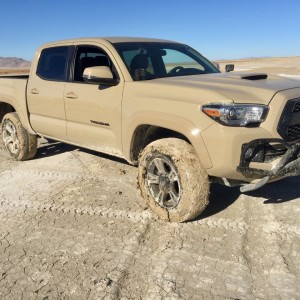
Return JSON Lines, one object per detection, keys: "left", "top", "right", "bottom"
{"left": 138, "top": 138, "right": 210, "bottom": 222}
{"left": 2, "top": 112, "right": 37, "bottom": 160}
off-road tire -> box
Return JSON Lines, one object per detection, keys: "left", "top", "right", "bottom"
{"left": 0, "top": 104, "right": 14, "bottom": 135}
{"left": 2, "top": 112, "right": 37, "bottom": 160}
{"left": 0, "top": 114, "right": 3, "bottom": 149}
{"left": 0, "top": 106, "right": 6, "bottom": 137}
{"left": 138, "top": 138, "right": 210, "bottom": 222}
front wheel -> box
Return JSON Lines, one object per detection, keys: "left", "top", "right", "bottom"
{"left": 2, "top": 112, "right": 37, "bottom": 161}
{"left": 138, "top": 138, "right": 210, "bottom": 222}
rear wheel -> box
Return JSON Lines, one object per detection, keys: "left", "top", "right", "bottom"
{"left": 0, "top": 105, "right": 14, "bottom": 133}
{"left": 2, "top": 112, "right": 37, "bottom": 160}
{"left": 138, "top": 138, "right": 210, "bottom": 222}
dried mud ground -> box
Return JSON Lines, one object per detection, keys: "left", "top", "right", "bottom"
{"left": 0, "top": 58, "right": 300, "bottom": 300}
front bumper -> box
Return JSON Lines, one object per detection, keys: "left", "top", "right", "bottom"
{"left": 237, "top": 139, "right": 300, "bottom": 192}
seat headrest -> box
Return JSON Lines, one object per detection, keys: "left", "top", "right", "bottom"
{"left": 95, "top": 56, "right": 109, "bottom": 67}
{"left": 130, "top": 54, "right": 149, "bottom": 70}
{"left": 80, "top": 57, "right": 95, "bottom": 66}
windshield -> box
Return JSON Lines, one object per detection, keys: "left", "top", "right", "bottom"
{"left": 113, "top": 42, "right": 220, "bottom": 81}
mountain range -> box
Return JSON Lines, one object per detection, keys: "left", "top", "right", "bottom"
{"left": 0, "top": 57, "right": 31, "bottom": 69}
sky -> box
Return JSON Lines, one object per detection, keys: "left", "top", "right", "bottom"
{"left": 0, "top": 0, "right": 299, "bottom": 62}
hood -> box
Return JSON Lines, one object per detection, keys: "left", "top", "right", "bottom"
{"left": 149, "top": 72, "right": 300, "bottom": 105}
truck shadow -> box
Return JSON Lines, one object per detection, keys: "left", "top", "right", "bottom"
{"left": 35, "top": 139, "right": 129, "bottom": 165}
{"left": 196, "top": 184, "right": 240, "bottom": 220}
{"left": 36, "top": 140, "right": 77, "bottom": 158}
{"left": 196, "top": 177, "right": 300, "bottom": 220}
{"left": 245, "top": 177, "right": 300, "bottom": 204}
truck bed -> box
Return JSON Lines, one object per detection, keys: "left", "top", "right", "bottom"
{"left": 0, "top": 75, "right": 30, "bottom": 134}
{"left": 0, "top": 74, "right": 29, "bottom": 79}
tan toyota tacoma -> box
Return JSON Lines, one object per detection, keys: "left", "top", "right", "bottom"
{"left": 1, "top": 37, "right": 300, "bottom": 222}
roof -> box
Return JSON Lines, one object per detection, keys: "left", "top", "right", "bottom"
{"left": 40, "top": 37, "right": 178, "bottom": 48}
{"left": 105, "top": 37, "right": 176, "bottom": 43}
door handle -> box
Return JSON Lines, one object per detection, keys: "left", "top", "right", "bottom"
{"left": 30, "top": 88, "right": 39, "bottom": 94}
{"left": 65, "top": 92, "right": 78, "bottom": 99}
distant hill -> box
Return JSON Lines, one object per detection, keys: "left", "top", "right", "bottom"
{"left": 0, "top": 57, "right": 31, "bottom": 69}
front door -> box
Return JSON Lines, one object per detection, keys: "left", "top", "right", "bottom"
{"left": 64, "top": 45, "right": 124, "bottom": 157}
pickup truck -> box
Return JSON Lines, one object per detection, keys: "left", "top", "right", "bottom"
{"left": 1, "top": 37, "right": 300, "bottom": 222}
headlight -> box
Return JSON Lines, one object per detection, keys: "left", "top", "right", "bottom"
{"left": 202, "top": 103, "right": 269, "bottom": 127}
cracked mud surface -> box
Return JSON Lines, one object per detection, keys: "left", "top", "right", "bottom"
{"left": 0, "top": 138, "right": 299, "bottom": 300}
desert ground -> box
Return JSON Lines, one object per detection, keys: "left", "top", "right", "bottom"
{"left": 0, "top": 57, "right": 300, "bottom": 299}
{"left": 0, "top": 69, "right": 30, "bottom": 75}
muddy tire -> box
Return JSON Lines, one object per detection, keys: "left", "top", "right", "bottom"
{"left": 0, "top": 104, "right": 14, "bottom": 135}
{"left": 0, "top": 109, "right": 3, "bottom": 148}
{"left": 0, "top": 106, "right": 6, "bottom": 137}
{"left": 138, "top": 138, "right": 210, "bottom": 222}
{"left": 2, "top": 112, "right": 37, "bottom": 161}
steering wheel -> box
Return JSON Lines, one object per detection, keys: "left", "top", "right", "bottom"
{"left": 168, "top": 66, "right": 184, "bottom": 75}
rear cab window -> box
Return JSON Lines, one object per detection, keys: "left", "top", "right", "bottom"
{"left": 37, "top": 46, "right": 70, "bottom": 81}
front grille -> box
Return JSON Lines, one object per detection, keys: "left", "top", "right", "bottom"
{"left": 287, "top": 124, "right": 300, "bottom": 139}
{"left": 278, "top": 98, "right": 300, "bottom": 141}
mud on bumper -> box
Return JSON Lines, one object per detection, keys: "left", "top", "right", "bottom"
{"left": 237, "top": 139, "right": 300, "bottom": 192}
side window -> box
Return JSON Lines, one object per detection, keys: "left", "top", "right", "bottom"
{"left": 73, "top": 46, "right": 115, "bottom": 82}
{"left": 37, "top": 46, "right": 69, "bottom": 81}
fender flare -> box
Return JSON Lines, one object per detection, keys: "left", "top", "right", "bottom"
{"left": 124, "top": 111, "right": 212, "bottom": 169}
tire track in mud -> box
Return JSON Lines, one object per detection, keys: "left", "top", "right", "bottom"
{"left": 0, "top": 169, "right": 86, "bottom": 182}
{"left": 1, "top": 162, "right": 299, "bottom": 238}
{"left": 1, "top": 196, "right": 298, "bottom": 238}
{"left": 1, "top": 169, "right": 299, "bottom": 236}
{"left": 0, "top": 167, "right": 151, "bottom": 223}
{"left": 0, "top": 198, "right": 153, "bottom": 223}
{"left": 89, "top": 222, "right": 152, "bottom": 299}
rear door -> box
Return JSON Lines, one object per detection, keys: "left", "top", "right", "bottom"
{"left": 64, "top": 44, "right": 124, "bottom": 157}
{"left": 27, "top": 46, "right": 71, "bottom": 140}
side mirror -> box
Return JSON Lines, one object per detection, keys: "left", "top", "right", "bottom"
{"left": 83, "top": 66, "right": 119, "bottom": 86}
{"left": 225, "top": 64, "right": 234, "bottom": 73}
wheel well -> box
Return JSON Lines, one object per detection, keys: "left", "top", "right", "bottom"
{"left": 131, "top": 125, "right": 190, "bottom": 164}
{"left": 0, "top": 102, "right": 15, "bottom": 123}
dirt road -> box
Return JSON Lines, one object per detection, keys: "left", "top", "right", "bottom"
{"left": 0, "top": 58, "right": 300, "bottom": 299}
